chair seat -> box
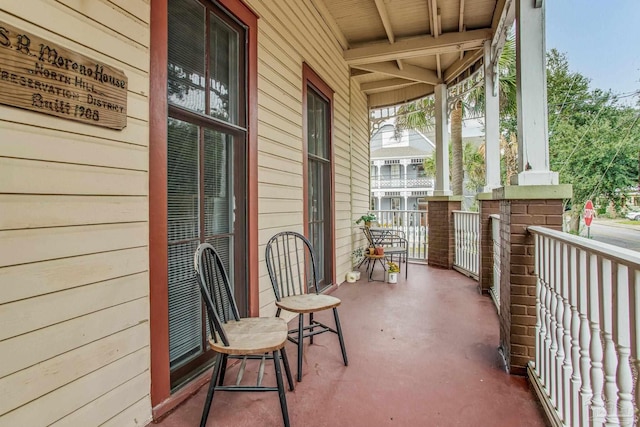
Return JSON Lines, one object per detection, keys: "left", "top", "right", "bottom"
{"left": 382, "top": 246, "right": 406, "bottom": 254}
{"left": 276, "top": 294, "right": 341, "bottom": 314}
{"left": 209, "top": 317, "right": 288, "bottom": 355}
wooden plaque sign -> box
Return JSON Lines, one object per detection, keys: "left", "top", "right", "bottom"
{"left": 0, "top": 21, "right": 127, "bottom": 130}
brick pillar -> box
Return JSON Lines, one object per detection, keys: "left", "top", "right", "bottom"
{"left": 426, "top": 196, "right": 462, "bottom": 269}
{"left": 494, "top": 185, "right": 570, "bottom": 375}
{"left": 478, "top": 196, "right": 500, "bottom": 294}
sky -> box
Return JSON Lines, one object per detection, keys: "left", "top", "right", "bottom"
{"left": 546, "top": 0, "right": 640, "bottom": 103}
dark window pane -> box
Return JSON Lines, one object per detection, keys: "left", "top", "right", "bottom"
{"left": 209, "top": 13, "right": 239, "bottom": 124}
{"left": 168, "top": 0, "right": 206, "bottom": 113}
{"left": 307, "top": 90, "right": 328, "bottom": 160}
{"left": 168, "top": 118, "right": 199, "bottom": 242}
{"left": 168, "top": 240, "right": 201, "bottom": 368}
{"left": 204, "top": 129, "right": 232, "bottom": 235}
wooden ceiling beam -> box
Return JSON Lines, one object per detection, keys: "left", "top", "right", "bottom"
{"left": 430, "top": 0, "right": 439, "bottom": 38}
{"left": 351, "top": 62, "right": 441, "bottom": 85}
{"left": 344, "top": 28, "right": 492, "bottom": 65}
{"left": 374, "top": 0, "right": 395, "bottom": 43}
{"left": 443, "top": 48, "right": 483, "bottom": 83}
{"left": 368, "top": 83, "right": 435, "bottom": 109}
{"left": 360, "top": 78, "right": 418, "bottom": 93}
{"left": 373, "top": 0, "right": 405, "bottom": 72}
{"left": 350, "top": 68, "right": 371, "bottom": 77}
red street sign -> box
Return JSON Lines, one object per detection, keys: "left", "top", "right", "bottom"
{"left": 584, "top": 200, "right": 594, "bottom": 227}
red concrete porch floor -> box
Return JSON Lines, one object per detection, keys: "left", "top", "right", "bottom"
{"left": 154, "top": 264, "right": 547, "bottom": 427}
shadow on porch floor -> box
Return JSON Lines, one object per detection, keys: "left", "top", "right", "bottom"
{"left": 154, "top": 263, "right": 546, "bottom": 427}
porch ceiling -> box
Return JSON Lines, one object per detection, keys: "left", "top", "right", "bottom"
{"left": 312, "top": 0, "right": 514, "bottom": 108}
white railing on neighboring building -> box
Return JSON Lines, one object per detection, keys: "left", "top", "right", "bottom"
{"left": 371, "top": 210, "right": 428, "bottom": 261}
{"left": 529, "top": 226, "right": 640, "bottom": 427}
{"left": 371, "top": 176, "right": 433, "bottom": 189}
{"left": 490, "top": 214, "right": 501, "bottom": 313}
{"left": 453, "top": 211, "right": 480, "bottom": 279}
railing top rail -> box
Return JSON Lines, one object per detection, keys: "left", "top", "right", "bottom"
{"left": 452, "top": 210, "right": 479, "bottom": 215}
{"left": 489, "top": 214, "right": 500, "bottom": 220}
{"left": 528, "top": 225, "right": 640, "bottom": 267}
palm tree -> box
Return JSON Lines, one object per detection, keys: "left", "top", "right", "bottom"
{"left": 395, "top": 31, "right": 517, "bottom": 192}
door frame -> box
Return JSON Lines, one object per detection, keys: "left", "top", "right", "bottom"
{"left": 148, "top": 0, "right": 258, "bottom": 417}
{"left": 301, "top": 63, "right": 336, "bottom": 290}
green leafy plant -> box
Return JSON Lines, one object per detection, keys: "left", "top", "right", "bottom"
{"left": 355, "top": 213, "right": 377, "bottom": 225}
{"left": 351, "top": 247, "right": 365, "bottom": 266}
{"left": 387, "top": 261, "right": 400, "bottom": 273}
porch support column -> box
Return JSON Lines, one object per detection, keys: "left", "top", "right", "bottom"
{"left": 483, "top": 40, "right": 501, "bottom": 192}
{"left": 434, "top": 83, "right": 451, "bottom": 196}
{"left": 400, "top": 159, "right": 411, "bottom": 188}
{"left": 493, "top": 185, "right": 572, "bottom": 375}
{"left": 514, "top": 0, "right": 558, "bottom": 185}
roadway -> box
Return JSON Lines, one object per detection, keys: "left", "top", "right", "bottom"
{"left": 585, "top": 220, "right": 640, "bottom": 252}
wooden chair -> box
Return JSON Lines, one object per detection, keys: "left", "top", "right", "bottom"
{"left": 265, "top": 231, "right": 348, "bottom": 382}
{"left": 194, "top": 243, "right": 294, "bottom": 427}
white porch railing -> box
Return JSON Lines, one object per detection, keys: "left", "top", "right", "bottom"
{"left": 529, "top": 226, "right": 640, "bottom": 427}
{"left": 490, "top": 214, "right": 501, "bottom": 313}
{"left": 371, "top": 209, "right": 428, "bottom": 261}
{"left": 453, "top": 211, "right": 479, "bottom": 279}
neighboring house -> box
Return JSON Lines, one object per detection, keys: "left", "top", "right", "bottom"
{"left": 370, "top": 122, "right": 486, "bottom": 211}
{"left": 370, "top": 123, "right": 435, "bottom": 211}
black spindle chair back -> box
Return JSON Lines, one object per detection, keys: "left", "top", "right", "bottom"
{"left": 265, "top": 231, "right": 319, "bottom": 301}
{"left": 194, "top": 243, "right": 240, "bottom": 347}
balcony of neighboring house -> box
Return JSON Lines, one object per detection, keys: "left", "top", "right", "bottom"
{"left": 370, "top": 174, "right": 434, "bottom": 190}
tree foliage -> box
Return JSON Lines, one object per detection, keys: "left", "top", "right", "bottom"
{"left": 546, "top": 49, "right": 639, "bottom": 222}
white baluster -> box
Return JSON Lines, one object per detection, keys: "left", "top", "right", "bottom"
{"left": 630, "top": 269, "right": 640, "bottom": 427}
{"left": 614, "top": 264, "right": 633, "bottom": 426}
{"left": 535, "top": 233, "right": 545, "bottom": 381}
{"left": 561, "top": 243, "right": 573, "bottom": 425}
{"left": 578, "top": 249, "right": 592, "bottom": 427}
{"left": 601, "top": 259, "right": 618, "bottom": 426}
{"left": 545, "top": 237, "right": 555, "bottom": 395}
{"left": 568, "top": 246, "right": 582, "bottom": 426}
{"left": 589, "top": 253, "right": 605, "bottom": 427}
{"left": 549, "top": 239, "right": 559, "bottom": 408}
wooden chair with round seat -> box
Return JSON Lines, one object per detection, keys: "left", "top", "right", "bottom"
{"left": 194, "top": 243, "right": 294, "bottom": 427}
{"left": 265, "top": 231, "right": 348, "bottom": 382}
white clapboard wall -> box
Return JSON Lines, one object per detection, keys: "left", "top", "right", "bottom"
{"left": 0, "top": 0, "right": 151, "bottom": 426}
{"left": 248, "top": 0, "right": 370, "bottom": 316}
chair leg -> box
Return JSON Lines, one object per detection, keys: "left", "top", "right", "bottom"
{"left": 217, "top": 353, "right": 228, "bottom": 386}
{"left": 405, "top": 254, "right": 408, "bottom": 279}
{"left": 309, "top": 312, "right": 314, "bottom": 345}
{"left": 200, "top": 352, "right": 224, "bottom": 427}
{"left": 296, "top": 313, "right": 304, "bottom": 382}
{"left": 280, "top": 347, "right": 294, "bottom": 391}
{"left": 273, "top": 350, "right": 291, "bottom": 427}
{"left": 332, "top": 307, "right": 348, "bottom": 366}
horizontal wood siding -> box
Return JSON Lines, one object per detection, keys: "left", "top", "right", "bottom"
{"left": 245, "top": 0, "right": 370, "bottom": 315}
{"left": 0, "top": 1, "right": 151, "bottom": 426}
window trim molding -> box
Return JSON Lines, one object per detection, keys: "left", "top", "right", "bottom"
{"left": 302, "top": 63, "right": 336, "bottom": 288}
{"left": 149, "top": 0, "right": 258, "bottom": 417}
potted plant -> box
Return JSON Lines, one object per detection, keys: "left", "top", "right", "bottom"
{"left": 355, "top": 213, "right": 377, "bottom": 228}
{"left": 387, "top": 261, "right": 400, "bottom": 284}
{"left": 351, "top": 246, "right": 365, "bottom": 268}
